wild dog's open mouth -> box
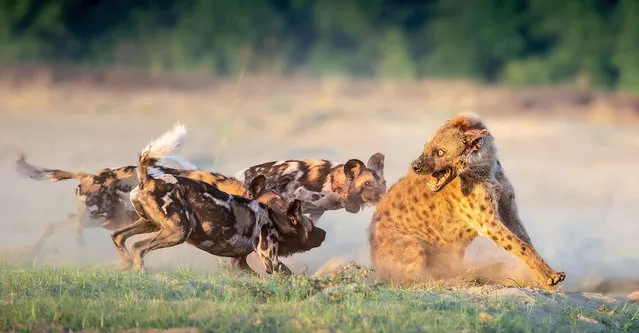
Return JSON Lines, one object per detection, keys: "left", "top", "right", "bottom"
{"left": 427, "top": 168, "right": 453, "bottom": 192}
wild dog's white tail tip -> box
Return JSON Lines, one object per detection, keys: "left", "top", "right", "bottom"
{"left": 234, "top": 168, "right": 247, "bottom": 182}
{"left": 163, "top": 154, "right": 199, "bottom": 170}
{"left": 142, "top": 123, "right": 188, "bottom": 160}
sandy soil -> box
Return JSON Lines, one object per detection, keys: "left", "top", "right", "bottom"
{"left": 1, "top": 77, "right": 638, "bottom": 297}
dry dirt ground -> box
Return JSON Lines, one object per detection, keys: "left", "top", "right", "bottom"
{"left": 0, "top": 75, "right": 638, "bottom": 300}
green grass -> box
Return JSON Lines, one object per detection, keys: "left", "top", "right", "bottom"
{"left": 1, "top": 262, "right": 638, "bottom": 333}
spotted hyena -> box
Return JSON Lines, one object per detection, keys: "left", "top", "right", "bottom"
{"left": 369, "top": 113, "right": 566, "bottom": 288}
{"left": 115, "top": 127, "right": 324, "bottom": 274}
{"left": 236, "top": 153, "right": 387, "bottom": 222}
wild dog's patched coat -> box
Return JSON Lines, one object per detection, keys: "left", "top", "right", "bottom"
{"left": 15, "top": 124, "right": 323, "bottom": 268}
{"left": 109, "top": 124, "right": 325, "bottom": 274}
{"left": 236, "top": 153, "right": 387, "bottom": 221}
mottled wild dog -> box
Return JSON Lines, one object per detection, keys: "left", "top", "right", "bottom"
{"left": 115, "top": 125, "right": 325, "bottom": 274}
{"left": 15, "top": 126, "right": 302, "bottom": 264}
{"left": 236, "top": 153, "right": 387, "bottom": 222}
{"left": 369, "top": 113, "right": 566, "bottom": 288}
{"left": 16, "top": 154, "right": 149, "bottom": 252}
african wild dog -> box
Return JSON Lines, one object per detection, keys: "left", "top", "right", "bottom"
{"left": 16, "top": 153, "right": 142, "bottom": 252}
{"left": 369, "top": 113, "right": 566, "bottom": 289}
{"left": 235, "top": 153, "right": 387, "bottom": 222}
{"left": 15, "top": 125, "right": 313, "bottom": 270}
{"left": 115, "top": 125, "right": 324, "bottom": 274}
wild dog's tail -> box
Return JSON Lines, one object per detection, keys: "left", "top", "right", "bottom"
{"left": 162, "top": 154, "right": 198, "bottom": 171}
{"left": 234, "top": 168, "right": 247, "bottom": 183}
{"left": 15, "top": 152, "right": 91, "bottom": 182}
{"left": 138, "top": 123, "right": 189, "bottom": 187}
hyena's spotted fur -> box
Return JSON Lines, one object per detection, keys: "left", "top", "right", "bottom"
{"left": 117, "top": 127, "right": 324, "bottom": 274}
{"left": 236, "top": 153, "right": 387, "bottom": 222}
{"left": 369, "top": 113, "right": 566, "bottom": 289}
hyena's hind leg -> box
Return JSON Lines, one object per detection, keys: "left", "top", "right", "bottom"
{"left": 371, "top": 229, "right": 462, "bottom": 285}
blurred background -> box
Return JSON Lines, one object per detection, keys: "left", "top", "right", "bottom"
{"left": 0, "top": 0, "right": 638, "bottom": 89}
{"left": 1, "top": 0, "right": 638, "bottom": 291}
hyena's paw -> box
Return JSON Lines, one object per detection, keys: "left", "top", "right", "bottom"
{"left": 530, "top": 269, "right": 566, "bottom": 289}
{"left": 546, "top": 271, "right": 566, "bottom": 286}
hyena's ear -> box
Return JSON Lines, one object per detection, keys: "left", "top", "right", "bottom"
{"left": 366, "top": 153, "right": 385, "bottom": 178}
{"left": 286, "top": 199, "right": 303, "bottom": 225}
{"left": 462, "top": 128, "right": 489, "bottom": 152}
{"left": 247, "top": 175, "right": 267, "bottom": 199}
{"left": 344, "top": 159, "right": 366, "bottom": 180}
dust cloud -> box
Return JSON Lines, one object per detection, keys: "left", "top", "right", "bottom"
{"left": 1, "top": 83, "right": 638, "bottom": 295}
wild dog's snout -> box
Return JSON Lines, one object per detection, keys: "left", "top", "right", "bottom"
{"left": 311, "top": 227, "right": 327, "bottom": 247}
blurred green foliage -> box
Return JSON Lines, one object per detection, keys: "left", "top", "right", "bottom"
{"left": 0, "top": 0, "right": 637, "bottom": 90}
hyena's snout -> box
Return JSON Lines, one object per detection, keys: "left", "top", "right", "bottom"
{"left": 411, "top": 155, "right": 430, "bottom": 174}
{"left": 411, "top": 154, "right": 436, "bottom": 175}
{"left": 411, "top": 158, "right": 423, "bottom": 173}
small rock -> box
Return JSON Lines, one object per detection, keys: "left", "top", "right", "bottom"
{"left": 628, "top": 291, "right": 639, "bottom": 303}
{"left": 478, "top": 312, "right": 494, "bottom": 322}
{"left": 576, "top": 314, "right": 598, "bottom": 325}
{"left": 312, "top": 258, "right": 350, "bottom": 278}
{"left": 598, "top": 304, "right": 609, "bottom": 312}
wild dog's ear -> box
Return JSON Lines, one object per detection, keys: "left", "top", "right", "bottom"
{"left": 344, "top": 159, "right": 365, "bottom": 180}
{"left": 462, "top": 128, "right": 489, "bottom": 153}
{"left": 247, "top": 175, "right": 267, "bottom": 199}
{"left": 268, "top": 208, "right": 296, "bottom": 235}
{"left": 286, "top": 199, "right": 303, "bottom": 225}
{"left": 366, "top": 153, "right": 385, "bottom": 177}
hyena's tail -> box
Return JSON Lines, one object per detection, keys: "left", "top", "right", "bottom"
{"left": 15, "top": 152, "right": 91, "bottom": 182}
{"left": 138, "top": 123, "right": 189, "bottom": 187}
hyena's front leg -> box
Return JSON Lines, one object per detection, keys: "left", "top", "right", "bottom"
{"left": 255, "top": 228, "right": 291, "bottom": 275}
{"left": 460, "top": 193, "right": 566, "bottom": 288}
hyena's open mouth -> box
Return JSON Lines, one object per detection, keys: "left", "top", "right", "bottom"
{"left": 427, "top": 168, "right": 455, "bottom": 192}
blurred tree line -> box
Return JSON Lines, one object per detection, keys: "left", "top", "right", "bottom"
{"left": 1, "top": 0, "right": 638, "bottom": 91}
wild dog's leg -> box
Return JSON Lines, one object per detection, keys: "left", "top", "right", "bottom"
{"left": 255, "top": 227, "right": 290, "bottom": 275}
{"left": 74, "top": 228, "right": 86, "bottom": 248}
{"left": 230, "top": 256, "right": 262, "bottom": 275}
{"left": 110, "top": 218, "right": 159, "bottom": 268}
{"left": 129, "top": 209, "right": 192, "bottom": 272}
{"left": 130, "top": 224, "right": 191, "bottom": 273}
{"left": 273, "top": 261, "right": 292, "bottom": 275}
{"left": 459, "top": 190, "right": 566, "bottom": 288}
{"left": 230, "top": 256, "right": 251, "bottom": 271}
{"left": 32, "top": 213, "right": 85, "bottom": 253}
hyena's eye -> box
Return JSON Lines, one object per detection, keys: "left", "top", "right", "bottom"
{"left": 363, "top": 180, "right": 373, "bottom": 187}
{"left": 433, "top": 149, "right": 445, "bottom": 157}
